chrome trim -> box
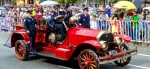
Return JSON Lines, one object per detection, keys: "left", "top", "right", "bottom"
{"left": 114, "top": 37, "right": 123, "bottom": 45}
{"left": 100, "top": 41, "right": 108, "bottom": 51}
{"left": 99, "top": 49, "right": 137, "bottom": 64}
{"left": 96, "top": 31, "right": 107, "bottom": 41}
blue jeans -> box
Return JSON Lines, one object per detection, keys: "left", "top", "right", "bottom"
{"left": 99, "top": 21, "right": 109, "bottom": 31}
{"left": 133, "top": 28, "right": 139, "bottom": 40}
{"left": 125, "top": 21, "right": 132, "bottom": 38}
{"left": 141, "top": 22, "right": 148, "bottom": 41}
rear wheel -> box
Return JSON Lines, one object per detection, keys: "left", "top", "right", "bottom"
{"left": 114, "top": 43, "right": 131, "bottom": 66}
{"left": 78, "top": 49, "right": 100, "bottom": 69}
{"left": 15, "top": 40, "right": 29, "bottom": 61}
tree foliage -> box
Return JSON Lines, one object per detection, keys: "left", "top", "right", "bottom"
{"left": 55, "top": 0, "right": 79, "bottom": 5}
{"left": 10, "top": 0, "right": 16, "bottom": 4}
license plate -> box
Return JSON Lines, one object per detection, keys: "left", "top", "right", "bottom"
{"left": 109, "top": 50, "right": 117, "bottom": 56}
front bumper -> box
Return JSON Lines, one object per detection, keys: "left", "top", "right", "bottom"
{"left": 99, "top": 48, "right": 137, "bottom": 64}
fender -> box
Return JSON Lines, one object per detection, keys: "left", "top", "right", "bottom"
{"left": 80, "top": 40, "right": 102, "bottom": 49}
{"left": 69, "top": 40, "right": 102, "bottom": 60}
{"left": 11, "top": 32, "right": 30, "bottom": 47}
{"left": 114, "top": 34, "right": 131, "bottom": 43}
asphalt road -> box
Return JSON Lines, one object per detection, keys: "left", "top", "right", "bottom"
{"left": 0, "top": 32, "right": 150, "bottom": 69}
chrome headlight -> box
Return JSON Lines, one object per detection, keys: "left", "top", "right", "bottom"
{"left": 96, "top": 31, "right": 107, "bottom": 41}
{"left": 100, "top": 41, "right": 108, "bottom": 50}
{"left": 114, "top": 37, "right": 123, "bottom": 45}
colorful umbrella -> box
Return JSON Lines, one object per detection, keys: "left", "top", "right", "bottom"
{"left": 40, "top": 1, "right": 58, "bottom": 6}
{"left": 114, "top": 1, "right": 136, "bottom": 10}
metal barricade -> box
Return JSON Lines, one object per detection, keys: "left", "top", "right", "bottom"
{"left": 0, "top": 17, "right": 10, "bottom": 32}
{"left": 94, "top": 20, "right": 150, "bottom": 42}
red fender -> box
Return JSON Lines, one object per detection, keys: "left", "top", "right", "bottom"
{"left": 11, "top": 32, "right": 30, "bottom": 47}
{"left": 81, "top": 40, "right": 102, "bottom": 49}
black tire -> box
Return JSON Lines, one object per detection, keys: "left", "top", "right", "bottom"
{"left": 114, "top": 43, "right": 131, "bottom": 66}
{"left": 15, "top": 40, "right": 29, "bottom": 61}
{"left": 78, "top": 49, "right": 100, "bottom": 69}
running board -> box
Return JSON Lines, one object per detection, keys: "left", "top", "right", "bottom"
{"left": 37, "top": 51, "right": 68, "bottom": 61}
{"left": 99, "top": 49, "right": 137, "bottom": 64}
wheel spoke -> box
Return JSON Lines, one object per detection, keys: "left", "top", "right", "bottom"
{"left": 83, "top": 54, "right": 87, "bottom": 59}
{"left": 91, "top": 61, "right": 96, "bottom": 64}
{"left": 121, "top": 58, "right": 124, "bottom": 63}
{"left": 82, "top": 64, "right": 87, "bottom": 69}
{"left": 122, "top": 57, "right": 127, "bottom": 62}
{"left": 90, "top": 66, "right": 94, "bottom": 69}
{"left": 79, "top": 50, "right": 98, "bottom": 69}
{"left": 88, "top": 54, "right": 91, "bottom": 59}
{"left": 85, "top": 53, "right": 89, "bottom": 58}
{"left": 89, "top": 56, "right": 93, "bottom": 60}
{"left": 91, "top": 64, "right": 96, "bottom": 67}
{"left": 81, "top": 62, "right": 86, "bottom": 65}
{"left": 118, "top": 59, "right": 121, "bottom": 63}
{"left": 81, "top": 57, "right": 85, "bottom": 61}
{"left": 86, "top": 67, "right": 89, "bottom": 69}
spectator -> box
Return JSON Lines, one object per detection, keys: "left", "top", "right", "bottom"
{"left": 110, "top": 14, "right": 120, "bottom": 34}
{"left": 131, "top": 11, "right": 140, "bottom": 40}
{"left": 124, "top": 14, "right": 132, "bottom": 38}
{"left": 105, "top": 5, "right": 111, "bottom": 17}
{"left": 98, "top": 9, "right": 109, "bottom": 30}
{"left": 139, "top": 11, "right": 148, "bottom": 41}
{"left": 90, "top": 13, "right": 98, "bottom": 29}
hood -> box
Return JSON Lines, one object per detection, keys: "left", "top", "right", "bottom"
{"left": 68, "top": 27, "right": 100, "bottom": 39}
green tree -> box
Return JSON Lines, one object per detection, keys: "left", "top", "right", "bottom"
{"left": 55, "top": 0, "right": 79, "bottom": 5}
{"left": 9, "top": 0, "right": 16, "bottom": 4}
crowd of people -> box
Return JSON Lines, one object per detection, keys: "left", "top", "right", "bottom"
{"left": 0, "top": 3, "right": 149, "bottom": 41}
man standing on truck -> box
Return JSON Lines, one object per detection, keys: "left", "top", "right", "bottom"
{"left": 23, "top": 10, "right": 37, "bottom": 54}
{"left": 78, "top": 7, "right": 90, "bottom": 28}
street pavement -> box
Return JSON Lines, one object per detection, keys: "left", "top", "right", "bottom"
{"left": 0, "top": 32, "right": 150, "bottom": 69}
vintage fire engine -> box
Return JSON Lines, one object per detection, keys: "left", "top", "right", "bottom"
{"left": 10, "top": 17, "right": 137, "bottom": 69}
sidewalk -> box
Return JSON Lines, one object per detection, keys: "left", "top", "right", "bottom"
{"left": 130, "top": 40, "right": 150, "bottom": 47}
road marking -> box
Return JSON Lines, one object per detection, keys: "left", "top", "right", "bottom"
{"left": 138, "top": 54, "right": 150, "bottom": 57}
{"left": 58, "top": 66, "right": 72, "bottom": 69}
{"left": 129, "top": 64, "right": 150, "bottom": 69}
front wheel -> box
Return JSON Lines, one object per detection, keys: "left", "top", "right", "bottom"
{"left": 15, "top": 40, "right": 29, "bottom": 61}
{"left": 114, "top": 43, "right": 131, "bottom": 66}
{"left": 78, "top": 49, "right": 100, "bottom": 69}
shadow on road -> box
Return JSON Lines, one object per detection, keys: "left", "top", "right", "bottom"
{"left": 27, "top": 55, "right": 131, "bottom": 69}
{"left": 28, "top": 55, "right": 79, "bottom": 69}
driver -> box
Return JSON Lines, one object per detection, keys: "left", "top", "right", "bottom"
{"left": 50, "top": 5, "right": 66, "bottom": 42}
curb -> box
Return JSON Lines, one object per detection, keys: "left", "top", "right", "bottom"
{"left": 129, "top": 41, "right": 150, "bottom": 47}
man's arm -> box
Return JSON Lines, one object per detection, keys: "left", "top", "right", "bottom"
{"left": 77, "top": 14, "right": 82, "bottom": 26}
{"left": 23, "top": 18, "right": 29, "bottom": 31}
